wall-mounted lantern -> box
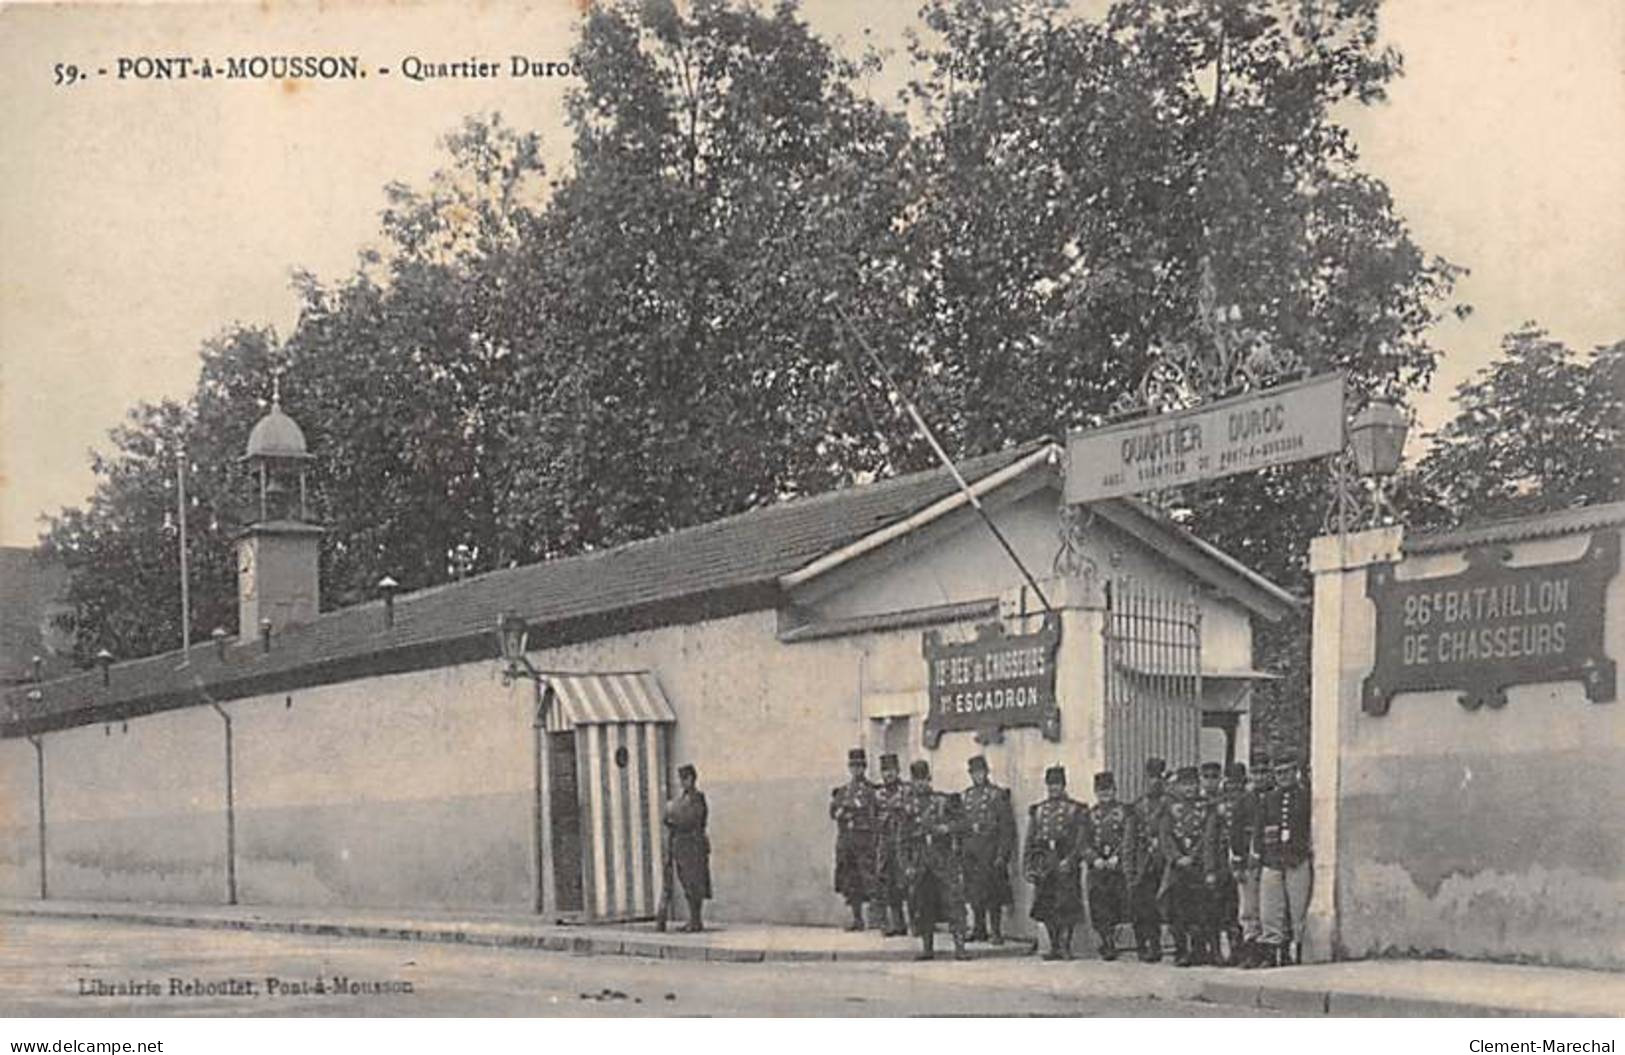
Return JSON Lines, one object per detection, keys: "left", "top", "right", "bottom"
{"left": 496, "top": 612, "right": 538, "bottom": 685}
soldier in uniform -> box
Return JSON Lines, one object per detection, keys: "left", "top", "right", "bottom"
{"left": 1086, "top": 770, "right": 1131, "bottom": 960}
{"left": 872, "top": 753, "right": 912, "bottom": 936}
{"left": 901, "top": 759, "right": 970, "bottom": 961}
{"left": 1202, "top": 761, "right": 1245, "bottom": 965}
{"left": 960, "top": 755, "right": 1015, "bottom": 944}
{"left": 1158, "top": 765, "right": 1212, "bottom": 966}
{"left": 664, "top": 763, "right": 711, "bottom": 933}
{"left": 1236, "top": 760, "right": 1273, "bottom": 966}
{"left": 830, "top": 748, "right": 880, "bottom": 931}
{"left": 1124, "top": 757, "right": 1170, "bottom": 962}
{"left": 1024, "top": 765, "right": 1090, "bottom": 960}
{"left": 1255, "top": 753, "right": 1312, "bottom": 967}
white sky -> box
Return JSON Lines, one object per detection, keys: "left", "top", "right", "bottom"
{"left": 1, "top": 0, "right": 1622, "bottom": 547}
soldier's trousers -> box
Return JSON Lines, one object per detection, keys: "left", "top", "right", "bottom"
{"left": 1161, "top": 868, "right": 1209, "bottom": 954}
{"left": 1259, "top": 861, "right": 1312, "bottom": 948}
{"left": 1129, "top": 864, "right": 1164, "bottom": 950}
{"left": 1238, "top": 867, "right": 1262, "bottom": 942}
{"left": 1086, "top": 868, "right": 1127, "bottom": 943}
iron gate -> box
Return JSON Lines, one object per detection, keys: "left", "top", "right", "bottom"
{"left": 1103, "top": 578, "right": 1203, "bottom": 801}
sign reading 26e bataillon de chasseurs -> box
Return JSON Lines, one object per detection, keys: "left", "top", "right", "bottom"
{"left": 923, "top": 616, "right": 1061, "bottom": 747}
{"left": 1362, "top": 530, "right": 1619, "bottom": 714}
{"left": 1064, "top": 373, "right": 1346, "bottom": 503}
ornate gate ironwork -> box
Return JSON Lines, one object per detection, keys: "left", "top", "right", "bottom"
{"left": 1103, "top": 579, "right": 1203, "bottom": 801}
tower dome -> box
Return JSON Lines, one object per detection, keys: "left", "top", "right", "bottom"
{"left": 244, "top": 401, "right": 309, "bottom": 460}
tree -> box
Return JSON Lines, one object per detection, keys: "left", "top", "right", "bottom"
{"left": 495, "top": 0, "right": 917, "bottom": 557}
{"left": 1404, "top": 326, "right": 1625, "bottom": 529}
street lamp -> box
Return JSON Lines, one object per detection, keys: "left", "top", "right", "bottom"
{"left": 1349, "top": 398, "right": 1409, "bottom": 478}
{"left": 95, "top": 647, "right": 114, "bottom": 687}
{"left": 1348, "top": 397, "right": 1410, "bottom": 526}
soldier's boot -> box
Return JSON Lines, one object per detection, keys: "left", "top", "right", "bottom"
{"left": 1145, "top": 925, "right": 1164, "bottom": 963}
{"left": 1224, "top": 926, "right": 1244, "bottom": 966}
{"left": 1041, "top": 924, "right": 1062, "bottom": 961}
{"left": 846, "top": 901, "right": 865, "bottom": 931}
{"left": 684, "top": 896, "right": 704, "bottom": 933}
{"left": 1096, "top": 927, "right": 1117, "bottom": 961}
{"left": 915, "top": 931, "right": 936, "bottom": 961}
{"left": 968, "top": 906, "right": 989, "bottom": 943}
{"left": 1059, "top": 926, "right": 1075, "bottom": 961}
{"left": 1256, "top": 943, "right": 1279, "bottom": 968}
{"left": 886, "top": 902, "right": 907, "bottom": 937}
{"left": 1172, "top": 928, "right": 1192, "bottom": 968}
{"left": 989, "top": 909, "right": 1005, "bottom": 946}
{"left": 952, "top": 930, "right": 971, "bottom": 961}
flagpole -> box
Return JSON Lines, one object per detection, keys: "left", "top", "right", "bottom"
{"left": 177, "top": 443, "right": 191, "bottom": 665}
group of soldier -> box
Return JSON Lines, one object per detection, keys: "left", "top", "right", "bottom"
{"left": 830, "top": 748, "right": 1313, "bottom": 966}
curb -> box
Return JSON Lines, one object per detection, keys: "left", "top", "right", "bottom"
{"left": 0, "top": 905, "right": 1033, "bottom": 966}
{"left": 1197, "top": 978, "right": 1575, "bottom": 1018}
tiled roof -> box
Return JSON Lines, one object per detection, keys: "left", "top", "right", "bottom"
{"left": 1, "top": 444, "right": 1045, "bottom": 736}
{"left": 1403, "top": 500, "right": 1625, "bottom": 554}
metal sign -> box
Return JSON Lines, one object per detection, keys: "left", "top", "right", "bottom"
{"left": 1362, "top": 530, "right": 1619, "bottom": 714}
{"left": 1065, "top": 373, "right": 1346, "bottom": 503}
{"left": 923, "top": 616, "right": 1061, "bottom": 747}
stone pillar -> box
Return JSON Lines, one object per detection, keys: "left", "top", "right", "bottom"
{"left": 1305, "top": 525, "right": 1403, "bottom": 962}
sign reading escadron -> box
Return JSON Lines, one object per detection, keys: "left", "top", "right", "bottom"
{"left": 1362, "top": 530, "right": 1619, "bottom": 714}
{"left": 1064, "top": 373, "right": 1346, "bottom": 503}
{"left": 923, "top": 616, "right": 1061, "bottom": 748}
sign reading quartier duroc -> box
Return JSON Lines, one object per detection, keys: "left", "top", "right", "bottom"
{"left": 1064, "top": 372, "right": 1345, "bottom": 503}
{"left": 923, "top": 616, "right": 1061, "bottom": 746}
{"left": 1363, "top": 530, "right": 1619, "bottom": 714}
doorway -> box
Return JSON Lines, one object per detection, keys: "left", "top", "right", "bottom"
{"left": 547, "top": 731, "right": 584, "bottom": 913}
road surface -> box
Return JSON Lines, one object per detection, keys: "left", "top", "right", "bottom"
{"left": 0, "top": 916, "right": 1274, "bottom": 1017}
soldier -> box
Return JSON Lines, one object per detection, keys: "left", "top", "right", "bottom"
{"left": 901, "top": 759, "right": 970, "bottom": 961}
{"left": 1086, "top": 770, "right": 1131, "bottom": 960}
{"left": 1158, "top": 765, "right": 1212, "bottom": 966}
{"left": 872, "top": 753, "right": 912, "bottom": 936}
{"left": 1203, "top": 761, "right": 1245, "bottom": 965}
{"left": 961, "top": 754, "right": 1016, "bottom": 944}
{"left": 1024, "top": 765, "right": 1090, "bottom": 960}
{"left": 663, "top": 763, "right": 711, "bottom": 933}
{"left": 1255, "top": 753, "right": 1312, "bottom": 967}
{"left": 1236, "top": 760, "right": 1273, "bottom": 967}
{"left": 1125, "top": 757, "right": 1170, "bottom": 962}
{"left": 830, "top": 747, "right": 880, "bottom": 931}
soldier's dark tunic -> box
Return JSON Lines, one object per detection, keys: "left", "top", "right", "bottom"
{"left": 1257, "top": 779, "right": 1313, "bottom": 950}
{"left": 874, "top": 778, "right": 912, "bottom": 913}
{"left": 1204, "top": 789, "right": 1244, "bottom": 942}
{"left": 1159, "top": 794, "right": 1210, "bottom": 961}
{"left": 901, "top": 787, "right": 966, "bottom": 937}
{"left": 1024, "top": 796, "right": 1089, "bottom": 925}
{"left": 666, "top": 789, "right": 711, "bottom": 901}
{"left": 1087, "top": 799, "right": 1132, "bottom": 942}
{"left": 830, "top": 777, "right": 880, "bottom": 905}
{"left": 1125, "top": 789, "right": 1169, "bottom": 955}
{"left": 960, "top": 782, "right": 1015, "bottom": 909}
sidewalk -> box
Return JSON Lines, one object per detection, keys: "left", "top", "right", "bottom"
{"left": 3, "top": 898, "right": 1619, "bottom": 1016}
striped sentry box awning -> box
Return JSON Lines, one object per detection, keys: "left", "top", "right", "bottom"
{"left": 540, "top": 671, "right": 675, "bottom": 732}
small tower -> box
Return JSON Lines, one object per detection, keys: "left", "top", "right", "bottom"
{"left": 238, "top": 378, "right": 322, "bottom": 636}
